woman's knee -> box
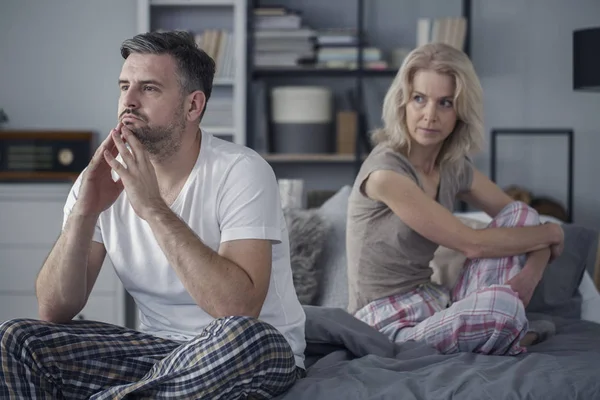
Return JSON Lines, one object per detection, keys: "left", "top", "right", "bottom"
{"left": 478, "top": 286, "right": 527, "bottom": 329}
{"left": 494, "top": 201, "right": 540, "bottom": 228}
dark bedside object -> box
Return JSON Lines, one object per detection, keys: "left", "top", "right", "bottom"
{"left": 0, "top": 130, "right": 94, "bottom": 182}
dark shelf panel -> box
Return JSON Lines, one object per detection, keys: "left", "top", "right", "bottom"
{"left": 261, "top": 153, "right": 366, "bottom": 163}
{"left": 252, "top": 67, "right": 398, "bottom": 78}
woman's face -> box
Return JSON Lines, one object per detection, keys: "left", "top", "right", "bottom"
{"left": 405, "top": 69, "right": 457, "bottom": 150}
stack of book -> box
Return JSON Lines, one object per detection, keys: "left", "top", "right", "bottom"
{"left": 315, "top": 29, "right": 387, "bottom": 70}
{"left": 416, "top": 17, "right": 467, "bottom": 50}
{"left": 194, "top": 30, "right": 235, "bottom": 79}
{"left": 253, "top": 6, "right": 316, "bottom": 68}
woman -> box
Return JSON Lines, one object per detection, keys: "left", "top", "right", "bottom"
{"left": 346, "top": 43, "right": 562, "bottom": 356}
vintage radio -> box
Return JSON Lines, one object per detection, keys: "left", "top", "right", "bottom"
{"left": 0, "top": 131, "right": 94, "bottom": 182}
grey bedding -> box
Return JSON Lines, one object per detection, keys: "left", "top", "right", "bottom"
{"left": 277, "top": 307, "right": 600, "bottom": 400}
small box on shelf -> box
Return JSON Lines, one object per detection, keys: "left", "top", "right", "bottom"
{"left": 336, "top": 111, "right": 357, "bottom": 155}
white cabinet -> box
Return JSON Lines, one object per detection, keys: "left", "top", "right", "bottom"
{"left": 136, "top": 0, "right": 247, "bottom": 146}
{"left": 0, "top": 183, "right": 126, "bottom": 326}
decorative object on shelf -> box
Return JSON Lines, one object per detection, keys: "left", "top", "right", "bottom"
{"left": 271, "top": 86, "right": 332, "bottom": 154}
{"left": 573, "top": 26, "right": 600, "bottom": 91}
{"left": 278, "top": 178, "right": 305, "bottom": 209}
{"left": 336, "top": 110, "right": 357, "bottom": 155}
{"left": 490, "top": 128, "right": 574, "bottom": 222}
{"left": 0, "top": 130, "right": 94, "bottom": 182}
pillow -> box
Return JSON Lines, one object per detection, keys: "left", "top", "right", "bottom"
{"left": 430, "top": 216, "right": 488, "bottom": 289}
{"left": 284, "top": 208, "right": 331, "bottom": 305}
{"left": 579, "top": 270, "right": 600, "bottom": 324}
{"left": 526, "top": 223, "right": 597, "bottom": 319}
{"left": 314, "top": 186, "right": 352, "bottom": 309}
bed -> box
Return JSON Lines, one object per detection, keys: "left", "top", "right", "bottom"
{"left": 278, "top": 186, "right": 600, "bottom": 399}
{"left": 277, "top": 307, "right": 600, "bottom": 399}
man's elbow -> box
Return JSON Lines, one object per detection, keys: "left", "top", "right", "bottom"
{"left": 37, "top": 299, "right": 82, "bottom": 324}
{"left": 213, "top": 298, "right": 264, "bottom": 319}
{"left": 38, "top": 306, "right": 73, "bottom": 324}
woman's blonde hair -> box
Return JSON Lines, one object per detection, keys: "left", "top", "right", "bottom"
{"left": 371, "top": 42, "right": 484, "bottom": 165}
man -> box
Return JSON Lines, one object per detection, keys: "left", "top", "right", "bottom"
{"left": 0, "top": 31, "right": 306, "bottom": 399}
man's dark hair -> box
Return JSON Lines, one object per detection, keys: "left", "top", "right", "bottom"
{"left": 120, "top": 30, "right": 215, "bottom": 118}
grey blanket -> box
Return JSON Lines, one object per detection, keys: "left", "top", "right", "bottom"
{"left": 277, "top": 307, "right": 600, "bottom": 400}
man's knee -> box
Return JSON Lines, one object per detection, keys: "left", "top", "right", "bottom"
{"left": 211, "top": 315, "right": 278, "bottom": 336}
{"left": 201, "top": 315, "right": 298, "bottom": 389}
{"left": 0, "top": 318, "right": 41, "bottom": 353}
{"left": 209, "top": 316, "right": 293, "bottom": 355}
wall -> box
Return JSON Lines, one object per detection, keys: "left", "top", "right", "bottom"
{"left": 0, "top": 0, "right": 138, "bottom": 328}
{"left": 2, "top": 0, "right": 600, "bottom": 226}
{"left": 0, "top": 0, "right": 138, "bottom": 141}
{"left": 471, "top": 0, "right": 600, "bottom": 228}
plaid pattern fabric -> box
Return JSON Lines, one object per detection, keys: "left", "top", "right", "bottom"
{"left": 355, "top": 201, "right": 540, "bottom": 356}
{"left": 451, "top": 201, "right": 540, "bottom": 301}
{"left": 0, "top": 316, "right": 301, "bottom": 399}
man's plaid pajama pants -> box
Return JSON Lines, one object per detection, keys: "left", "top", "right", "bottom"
{"left": 355, "top": 201, "right": 540, "bottom": 356}
{"left": 0, "top": 315, "right": 302, "bottom": 399}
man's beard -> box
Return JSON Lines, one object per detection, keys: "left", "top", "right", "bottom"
{"left": 124, "top": 111, "right": 186, "bottom": 160}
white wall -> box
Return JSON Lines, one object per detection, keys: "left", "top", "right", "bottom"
{"left": 0, "top": 0, "right": 137, "bottom": 140}
{"left": 471, "top": 0, "right": 600, "bottom": 228}
{"left": 2, "top": 0, "right": 600, "bottom": 228}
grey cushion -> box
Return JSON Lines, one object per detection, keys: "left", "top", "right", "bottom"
{"left": 284, "top": 208, "right": 331, "bottom": 305}
{"left": 314, "top": 186, "right": 352, "bottom": 309}
{"left": 526, "top": 223, "right": 598, "bottom": 319}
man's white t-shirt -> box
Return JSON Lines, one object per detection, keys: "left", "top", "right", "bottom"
{"left": 63, "top": 130, "right": 306, "bottom": 368}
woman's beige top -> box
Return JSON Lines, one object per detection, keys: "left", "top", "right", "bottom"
{"left": 346, "top": 143, "right": 474, "bottom": 314}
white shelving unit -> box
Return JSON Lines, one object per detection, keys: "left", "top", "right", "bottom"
{"left": 0, "top": 184, "right": 126, "bottom": 327}
{"left": 136, "top": 0, "right": 247, "bottom": 146}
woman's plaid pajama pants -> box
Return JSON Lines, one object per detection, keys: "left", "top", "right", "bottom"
{"left": 355, "top": 201, "right": 540, "bottom": 356}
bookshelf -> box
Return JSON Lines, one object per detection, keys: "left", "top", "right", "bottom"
{"left": 246, "top": 0, "right": 473, "bottom": 191}
{"left": 253, "top": 68, "right": 399, "bottom": 78}
{"left": 136, "top": 0, "right": 247, "bottom": 146}
{"left": 261, "top": 153, "right": 359, "bottom": 163}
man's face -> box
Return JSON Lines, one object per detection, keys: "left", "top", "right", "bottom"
{"left": 117, "top": 53, "right": 186, "bottom": 158}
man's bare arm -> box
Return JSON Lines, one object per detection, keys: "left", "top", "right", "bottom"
{"left": 146, "top": 206, "right": 271, "bottom": 319}
{"left": 35, "top": 213, "right": 106, "bottom": 323}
